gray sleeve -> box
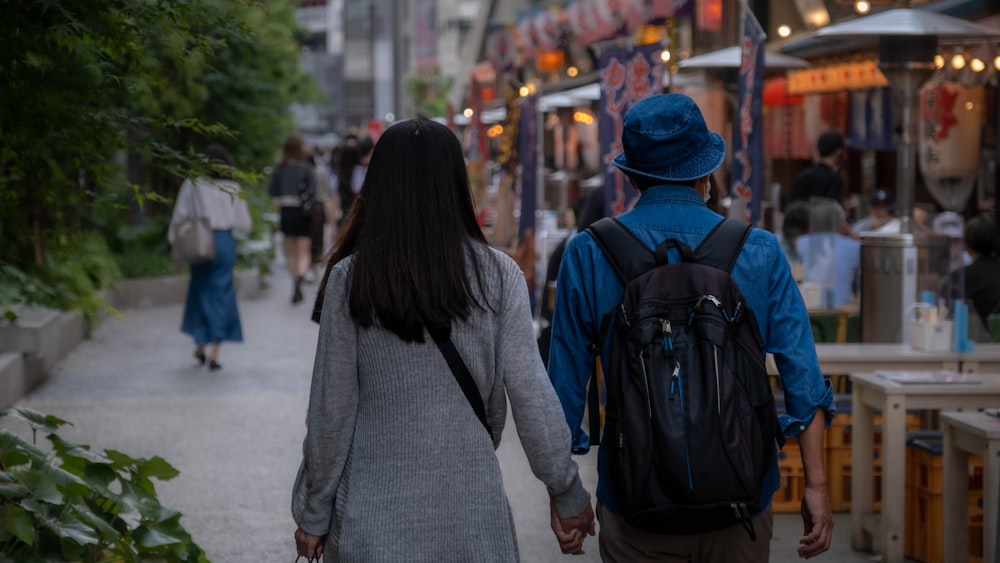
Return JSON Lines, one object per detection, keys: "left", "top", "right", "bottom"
{"left": 292, "top": 263, "right": 358, "bottom": 535}
{"left": 495, "top": 258, "right": 590, "bottom": 519}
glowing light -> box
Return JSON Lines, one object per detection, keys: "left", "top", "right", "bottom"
{"left": 462, "top": 108, "right": 474, "bottom": 118}
{"left": 951, "top": 53, "right": 966, "bottom": 69}
{"left": 995, "top": 55, "right": 1000, "bottom": 71}
{"left": 573, "top": 111, "right": 594, "bottom": 125}
{"left": 777, "top": 25, "right": 791, "bottom": 38}
{"left": 486, "top": 124, "right": 504, "bottom": 138}
{"left": 933, "top": 55, "right": 945, "bottom": 69}
{"left": 518, "top": 86, "right": 530, "bottom": 97}
{"left": 660, "top": 49, "right": 671, "bottom": 62}
{"left": 970, "top": 58, "right": 986, "bottom": 72}
{"left": 965, "top": 101, "right": 975, "bottom": 111}
{"left": 567, "top": 66, "right": 579, "bottom": 77}
{"left": 854, "top": 1, "right": 870, "bottom": 15}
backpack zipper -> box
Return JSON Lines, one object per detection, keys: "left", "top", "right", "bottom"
{"left": 668, "top": 362, "right": 679, "bottom": 400}
{"left": 660, "top": 319, "right": 673, "bottom": 353}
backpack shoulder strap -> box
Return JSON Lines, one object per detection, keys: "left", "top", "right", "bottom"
{"left": 585, "top": 217, "right": 655, "bottom": 284}
{"left": 693, "top": 218, "right": 752, "bottom": 273}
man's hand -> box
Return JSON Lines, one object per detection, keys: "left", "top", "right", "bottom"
{"left": 294, "top": 527, "right": 325, "bottom": 560}
{"left": 550, "top": 497, "right": 596, "bottom": 555}
{"left": 798, "top": 484, "right": 833, "bottom": 558}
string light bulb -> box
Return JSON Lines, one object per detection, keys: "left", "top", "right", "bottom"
{"left": 854, "top": 1, "right": 870, "bottom": 15}
{"left": 660, "top": 49, "right": 671, "bottom": 62}
{"left": 970, "top": 58, "right": 986, "bottom": 72}
{"left": 995, "top": 55, "right": 1000, "bottom": 71}
{"left": 462, "top": 108, "right": 474, "bottom": 118}
{"left": 933, "top": 54, "right": 945, "bottom": 69}
{"left": 777, "top": 25, "right": 791, "bottom": 38}
{"left": 951, "top": 53, "right": 966, "bottom": 69}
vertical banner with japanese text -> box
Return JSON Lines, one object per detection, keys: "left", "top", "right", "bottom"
{"left": 517, "top": 93, "right": 539, "bottom": 312}
{"left": 598, "top": 42, "right": 663, "bottom": 217}
{"left": 731, "top": 6, "right": 766, "bottom": 224}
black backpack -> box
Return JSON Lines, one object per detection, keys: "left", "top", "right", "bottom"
{"left": 585, "top": 217, "right": 783, "bottom": 539}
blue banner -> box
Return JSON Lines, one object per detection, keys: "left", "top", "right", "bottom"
{"left": 598, "top": 42, "right": 663, "bottom": 217}
{"left": 518, "top": 93, "right": 538, "bottom": 240}
{"left": 731, "top": 8, "right": 766, "bottom": 224}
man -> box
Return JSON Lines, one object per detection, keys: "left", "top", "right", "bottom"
{"left": 791, "top": 130, "right": 846, "bottom": 205}
{"left": 547, "top": 93, "right": 834, "bottom": 562}
{"left": 793, "top": 200, "right": 861, "bottom": 309}
{"left": 852, "top": 189, "right": 895, "bottom": 233}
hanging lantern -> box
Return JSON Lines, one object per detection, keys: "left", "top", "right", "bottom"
{"left": 918, "top": 81, "right": 984, "bottom": 211}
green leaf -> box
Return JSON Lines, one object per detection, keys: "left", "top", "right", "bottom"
{"left": 0, "top": 408, "right": 69, "bottom": 434}
{"left": 0, "top": 431, "right": 48, "bottom": 468}
{"left": 0, "top": 481, "right": 30, "bottom": 500}
{"left": 50, "top": 435, "right": 111, "bottom": 465}
{"left": 69, "top": 500, "right": 120, "bottom": 543}
{"left": 3, "top": 504, "right": 37, "bottom": 545}
{"left": 105, "top": 449, "right": 138, "bottom": 470}
{"left": 133, "top": 511, "right": 189, "bottom": 549}
{"left": 28, "top": 499, "right": 99, "bottom": 547}
{"left": 137, "top": 456, "right": 179, "bottom": 481}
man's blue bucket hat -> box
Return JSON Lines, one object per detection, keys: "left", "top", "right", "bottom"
{"left": 612, "top": 93, "right": 726, "bottom": 183}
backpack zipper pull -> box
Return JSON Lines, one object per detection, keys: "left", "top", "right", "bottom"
{"left": 660, "top": 319, "right": 673, "bottom": 354}
{"left": 669, "top": 363, "right": 680, "bottom": 399}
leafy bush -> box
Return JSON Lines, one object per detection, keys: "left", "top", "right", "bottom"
{"left": 0, "top": 407, "right": 207, "bottom": 563}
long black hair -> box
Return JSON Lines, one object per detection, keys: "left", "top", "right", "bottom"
{"left": 314, "top": 118, "right": 496, "bottom": 341}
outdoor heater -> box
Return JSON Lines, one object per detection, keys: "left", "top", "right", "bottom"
{"left": 814, "top": 8, "right": 999, "bottom": 347}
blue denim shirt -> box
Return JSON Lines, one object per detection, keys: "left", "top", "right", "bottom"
{"left": 547, "top": 185, "right": 835, "bottom": 514}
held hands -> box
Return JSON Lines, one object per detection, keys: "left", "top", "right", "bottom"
{"left": 294, "top": 527, "right": 325, "bottom": 561}
{"left": 549, "top": 496, "right": 596, "bottom": 555}
{"left": 798, "top": 483, "right": 834, "bottom": 559}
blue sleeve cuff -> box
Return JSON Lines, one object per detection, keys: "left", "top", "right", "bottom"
{"left": 779, "top": 378, "right": 837, "bottom": 438}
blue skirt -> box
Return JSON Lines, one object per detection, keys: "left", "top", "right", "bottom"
{"left": 182, "top": 230, "right": 244, "bottom": 345}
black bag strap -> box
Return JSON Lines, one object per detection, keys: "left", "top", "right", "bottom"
{"left": 428, "top": 326, "right": 492, "bottom": 436}
{"left": 693, "top": 218, "right": 753, "bottom": 273}
{"left": 586, "top": 217, "right": 655, "bottom": 284}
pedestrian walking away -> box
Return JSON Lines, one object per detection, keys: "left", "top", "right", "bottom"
{"left": 547, "top": 93, "right": 836, "bottom": 562}
{"left": 292, "top": 117, "right": 595, "bottom": 562}
{"left": 269, "top": 132, "right": 318, "bottom": 305}
{"left": 167, "top": 143, "right": 252, "bottom": 371}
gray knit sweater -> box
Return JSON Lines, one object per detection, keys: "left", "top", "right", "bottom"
{"left": 292, "top": 245, "right": 590, "bottom": 562}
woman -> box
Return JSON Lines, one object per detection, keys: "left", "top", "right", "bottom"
{"left": 168, "top": 143, "right": 251, "bottom": 371}
{"left": 269, "top": 132, "right": 317, "bottom": 304}
{"left": 292, "top": 118, "right": 594, "bottom": 562}
{"left": 942, "top": 214, "right": 1000, "bottom": 340}
{"left": 334, "top": 136, "right": 373, "bottom": 224}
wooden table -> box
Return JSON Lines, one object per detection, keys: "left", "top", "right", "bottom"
{"left": 957, "top": 343, "right": 1000, "bottom": 374}
{"left": 766, "top": 344, "right": 963, "bottom": 376}
{"left": 941, "top": 411, "right": 1000, "bottom": 563}
{"left": 849, "top": 371, "right": 1000, "bottom": 563}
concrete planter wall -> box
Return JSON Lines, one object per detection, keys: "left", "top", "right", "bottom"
{"left": 0, "top": 269, "right": 263, "bottom": 407}
{"left": 110, "top": 269, "right": 262, "bottom": 310}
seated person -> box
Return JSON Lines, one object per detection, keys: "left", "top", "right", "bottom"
{"left": 794, "top": 199, "right": 860, "bottom": 309}
{"left": 941, "top": 215, "right": 1000, "bottom": 340}
{"left": 852, "top": 188, "right": 895, "bottom": 233}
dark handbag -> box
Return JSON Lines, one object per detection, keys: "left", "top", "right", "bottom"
{"left": 170, "top": 181, "right": 215, "bottom": 264}
{"left": 428, "top": 326, "right": 492, "bottom": 436}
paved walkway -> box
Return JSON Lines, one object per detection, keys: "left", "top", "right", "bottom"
{"left": 7, "top": 266, "right": 885, "bottom": 562}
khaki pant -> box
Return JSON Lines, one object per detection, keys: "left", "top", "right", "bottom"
{"left": 596, "top": 503, "right": 774, "bottom": 563}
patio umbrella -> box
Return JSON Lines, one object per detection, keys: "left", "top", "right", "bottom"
{"left": 677, "top": 46, "right": 810, "bottom": 70}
